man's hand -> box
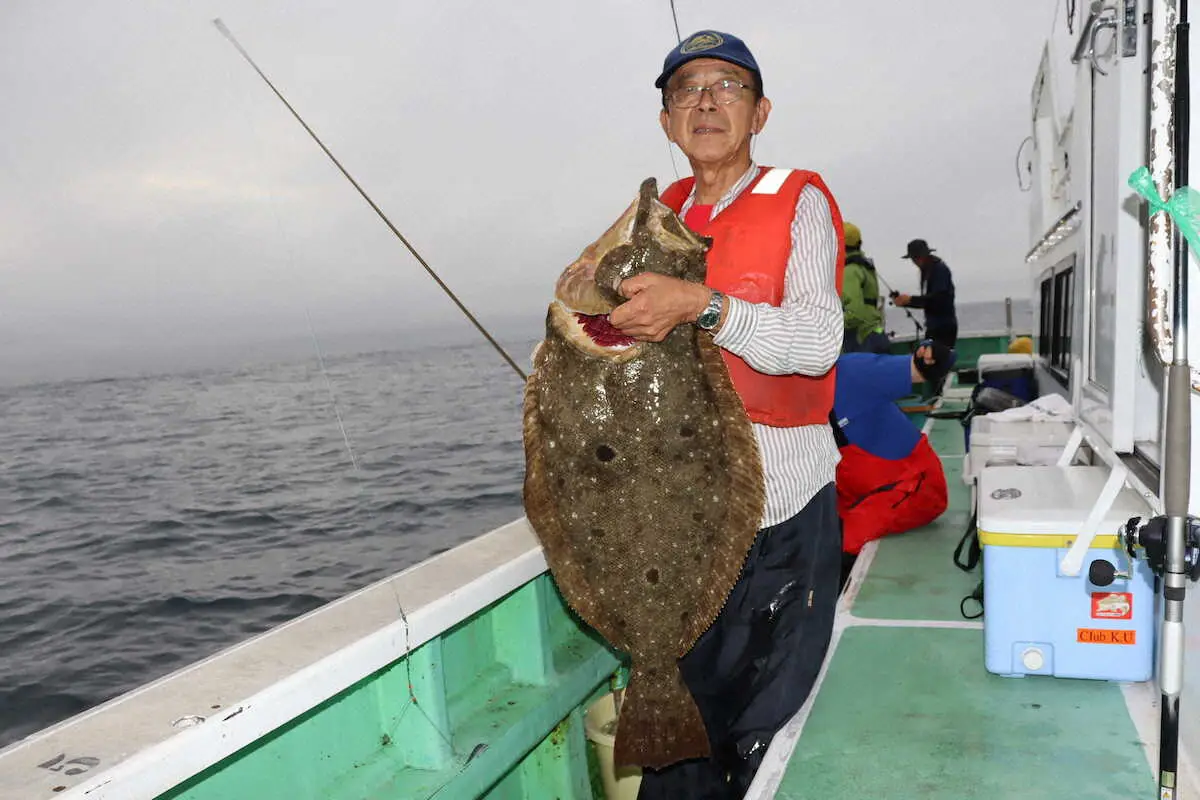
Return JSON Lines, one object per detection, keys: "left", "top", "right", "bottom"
{"left": 609, "top": 274, "right": 711, "bottom": 342}
{"left": 893, "top": 293, "right": 912, "bottom": 307}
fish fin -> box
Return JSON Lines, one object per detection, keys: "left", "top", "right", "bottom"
{"left": 679, "top": 335, "right": 767, "bottom": 649}
{"left": 612, "top": 663, "right": 710, "bottom": 770}
{"left": 521, "top": 363, "right": 624, "bottom": 646}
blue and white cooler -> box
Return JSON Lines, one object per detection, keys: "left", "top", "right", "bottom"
{"left": 975, "top": 352, "right": 1036, "bottom": 403}
{"left": 977, "top": 464, "right": 1155, "bottom": 681}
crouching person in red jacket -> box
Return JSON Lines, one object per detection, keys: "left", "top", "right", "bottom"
{"left": 834, "top": 342, "right": 955, "bottom": 582}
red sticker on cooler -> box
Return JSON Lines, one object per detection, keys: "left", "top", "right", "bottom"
{"left": 1091, "top": 592, "right": 1133, "bottom": 620}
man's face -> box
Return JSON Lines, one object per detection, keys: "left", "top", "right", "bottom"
{"left": 658, "top": 58, "right": 769, "bottom": 167}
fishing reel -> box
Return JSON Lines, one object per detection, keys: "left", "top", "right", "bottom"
{"left": 1114, "top": 515, "right": 1200, "bottom": 581}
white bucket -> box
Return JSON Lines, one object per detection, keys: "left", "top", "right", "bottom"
{"left": 584, "top": 692, "right": 643, "bottom": 800}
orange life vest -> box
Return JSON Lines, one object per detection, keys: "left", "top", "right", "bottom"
{"left": 660, "top": 167, "right": 844, "bottom": 427}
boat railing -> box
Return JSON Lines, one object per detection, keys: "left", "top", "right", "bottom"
{"left": 0, "top": 519, "right": 612, "bottom": 800}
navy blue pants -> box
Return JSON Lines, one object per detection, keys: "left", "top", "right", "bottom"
{"left": 926, "top": 322, "right": 958, "bottom": 349}
{"left": 635, "top": 483, "right": 841, "bottom": 799}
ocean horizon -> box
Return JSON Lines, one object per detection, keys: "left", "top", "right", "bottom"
{"left": 0, "top": 298, "right": 1030, "bottom": 747}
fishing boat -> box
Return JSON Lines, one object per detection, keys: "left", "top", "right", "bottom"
{"left": 4, "top": 1, "right": 1200, "bottom": 797}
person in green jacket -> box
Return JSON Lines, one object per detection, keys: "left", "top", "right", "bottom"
{"left": 841, "top": 222, "right": 890, "bottom": 353}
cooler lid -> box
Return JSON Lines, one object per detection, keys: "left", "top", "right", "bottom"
{"left": 977, "top": 353, "right": 1034, "bottom": 373}
{"left": 970, "top": 417, "right": 1075, "bottom": 446}
{"left": 977, "top": 465, "right": 1151, "bottom": 535}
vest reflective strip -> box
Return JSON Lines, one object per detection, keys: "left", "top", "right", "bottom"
{"left": 750, "top": 167, "right": 793, "bottom": 195}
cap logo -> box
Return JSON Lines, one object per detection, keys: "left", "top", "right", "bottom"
{"left": 681, "top": 32, "right": 723, "bottom": 54}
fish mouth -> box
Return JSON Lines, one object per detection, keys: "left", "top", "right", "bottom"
{"left": 573, "top": 310, "right": 637, "bottom": 347}
{"left": 544, "top": 177, "right": 708, "bottom": 363}
{"left": 550, "top": 301, "right": 643, "bottom": 362}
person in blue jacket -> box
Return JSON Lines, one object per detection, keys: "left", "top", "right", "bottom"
{"left": 834, "top": 342, "right": 956, "bottom": 582}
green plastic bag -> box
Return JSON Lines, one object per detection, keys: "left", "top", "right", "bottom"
{"left": 1129, "top": 165, "right": 1200, "bottom": 256}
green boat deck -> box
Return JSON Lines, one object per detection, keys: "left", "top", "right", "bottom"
{"left": 775, "top": 404, "right": 1156, "bottom": 799}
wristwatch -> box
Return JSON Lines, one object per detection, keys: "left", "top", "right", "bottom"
{"left": 696, "top": 290, "right": 725, "bottom": 331}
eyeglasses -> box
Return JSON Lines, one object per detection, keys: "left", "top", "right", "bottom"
{"left": 666, "top": 79, "right": 751, "bottom": 109}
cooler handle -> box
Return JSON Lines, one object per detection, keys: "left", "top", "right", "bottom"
{"left": 1059, "top": 462, "right": 1130, "bottom": 577}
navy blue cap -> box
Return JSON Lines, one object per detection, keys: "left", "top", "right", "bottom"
{"left": 654, "top": 30, "right": 761, "bottom": 89}
{"left": 902, "top": 239, "right": 936, "bottom": 260}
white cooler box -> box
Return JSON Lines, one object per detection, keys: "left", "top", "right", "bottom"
{"left": 977, "top": 465, "right": 1155, "bottom": 681}
{"left": 964, "top": 417, "right": 1076, "bottom": 482}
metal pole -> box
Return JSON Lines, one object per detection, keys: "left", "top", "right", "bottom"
{"left": 1005, "top": 297, "right": 1014, "bottom": 342}
{"left": 1150, "top": 0, "right": 1181, "bottom": 366}
{"left": 1159, "top": 1, "right": 1192, "bottom": 796}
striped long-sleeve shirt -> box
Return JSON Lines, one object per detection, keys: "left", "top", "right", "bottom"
{"left": 677, "top": 163, "right": 843, "bottom": 528}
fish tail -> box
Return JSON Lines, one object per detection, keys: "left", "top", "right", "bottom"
{"left": 612, "top": 663, "right": 710, "bottom": 770}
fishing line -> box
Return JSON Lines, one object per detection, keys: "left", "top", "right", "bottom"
{"left": 219, "top": 54, "right": 364, "bottom": 472}
{"left": 383, "top": 578, "right": 488, "bottom": 800}
{"left": 212, "top": 18, "right": 527, "bottom": 382}
{"left": 304, "top": 309, "right": 360, "bottom": 471}
{"left": 666, "top": 142, "right": 682, "bottom": 182}
{"left": 215, "top": 38, "right": 466, "bottom": 782}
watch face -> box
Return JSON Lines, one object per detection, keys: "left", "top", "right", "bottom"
{"left": 698, "top": 310, "right": 719, "bottom": 329}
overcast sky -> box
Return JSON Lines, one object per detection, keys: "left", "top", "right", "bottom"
{"left": 0, "top": 1, "right": 1057, "bottom": 384}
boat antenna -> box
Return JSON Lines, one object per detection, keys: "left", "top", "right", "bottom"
{"left": 211, "top": 18, "right": 528, "bottom": 382}
{"left": 669, "top": 0, "right": 682, "bottom": 43}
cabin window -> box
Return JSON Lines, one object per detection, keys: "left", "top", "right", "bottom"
{"left": 1039, "top": 276, "right": 1053, "bottom": 359}
{"left": 1038, "top": 255, "right": 1074, "bottom": 385}
{"left": 1052, "top": 268, "right": 1073, "bottom": 372}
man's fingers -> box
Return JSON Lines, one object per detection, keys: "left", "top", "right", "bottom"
{"left": 609, "top": 296, "right": 649, "bottom": 330}
{"left": 618, "top": 273, "right": 654, "bottom": 298}
{"left": 608, "top": 302, "right": 628, "bottom": 327}
{"left": 612, "top": 316, "right": 670, "bottom": 342}
{"left": 630, "top": 327, "right": 669, "bottom": 342}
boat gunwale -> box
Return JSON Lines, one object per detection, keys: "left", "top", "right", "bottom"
{"left": 0, "top": 519, "right": 550, "bottom": 800}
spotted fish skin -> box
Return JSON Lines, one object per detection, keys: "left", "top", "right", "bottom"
{"left": 522, "top": 178, "right": 765, "bottom": 770}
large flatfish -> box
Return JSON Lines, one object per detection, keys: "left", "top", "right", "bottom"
{"left": 522, "top": 178, "right": 765, "bottom": 769}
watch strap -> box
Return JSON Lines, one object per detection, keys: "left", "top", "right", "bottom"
{"left": 697, "top": 290, "right": 725, "bottom": 330}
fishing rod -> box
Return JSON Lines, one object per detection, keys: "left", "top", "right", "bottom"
{"left": 1159, "top": 0, "right": 1192, "bottom": 794}
{"left": 1119, "top": 2, "right": 1198, "bottom": 797}
{"left": 873, "top": 269, "right": 925, "bottom": 340}
{"left": 211, "top": 19, "right": 528, "bottom": 382}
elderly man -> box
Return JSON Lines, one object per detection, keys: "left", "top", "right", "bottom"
{"left": 609, "top": 29, "right": 844, "bottom": 798}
